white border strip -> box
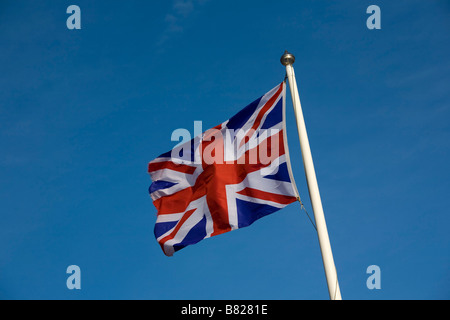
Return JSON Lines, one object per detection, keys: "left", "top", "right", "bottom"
{"left": 281, "top": 81, "right": 301, "bottom": 200}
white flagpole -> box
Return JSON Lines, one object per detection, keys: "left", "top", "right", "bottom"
{"left": 281, "top": 51, "right": 342, "bottom": 300}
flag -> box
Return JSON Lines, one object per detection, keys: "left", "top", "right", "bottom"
{"left": 148, "top": 82, "right": 299, "bottom": 256}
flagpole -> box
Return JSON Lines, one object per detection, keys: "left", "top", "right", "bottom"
{"left": 281, "top": 51, "right": 342, "bottom": 300}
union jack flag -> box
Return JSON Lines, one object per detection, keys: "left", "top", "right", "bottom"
{"left": 148, "top": 82, "right": 299, "bottom": 256}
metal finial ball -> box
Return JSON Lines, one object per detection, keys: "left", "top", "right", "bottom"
{"left": 280, "top": 50, "right": 295, "bottom": 66}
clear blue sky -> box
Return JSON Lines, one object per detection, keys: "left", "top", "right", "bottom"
{"left": 1, "top": 0, "right": 449, "bottom": 299}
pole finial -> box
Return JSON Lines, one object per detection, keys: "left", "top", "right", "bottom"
{"left": 280, "top": 50, "right": 295, "bottom": 66}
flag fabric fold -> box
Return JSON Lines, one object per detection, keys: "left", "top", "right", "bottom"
{"left": 148, "top": 82, "right": 299, "bottom": 256}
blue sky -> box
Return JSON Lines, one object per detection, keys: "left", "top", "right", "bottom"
{"left": 1, "top": 0, "right": 449, "bottom": 299}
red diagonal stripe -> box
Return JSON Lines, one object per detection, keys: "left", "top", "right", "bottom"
{"left": 148, "top": 161, "right": 196, "bottom": 174}
{"left": 236, "top": 188, "right": 297, "bottom": 205}
{"left": 236, "top": 130, "right": 285, "bottom": 172}
{"left": 239, "top": 82, "right": 284, "bottom": 148}
{"left": 158, "top": 208, "right": 196, "bottom": 247}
